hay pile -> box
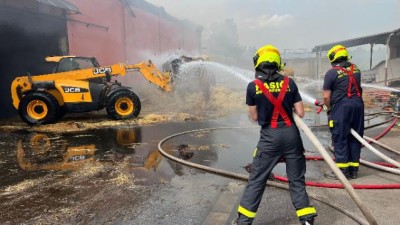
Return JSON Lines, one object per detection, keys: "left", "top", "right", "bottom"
{"left": 0, "top": 85, "right": 249, "bottom": 133}
{"left": 363, "top": 92, "right": 375, "bottom": 108}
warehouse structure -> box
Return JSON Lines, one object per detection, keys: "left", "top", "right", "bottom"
{"left": 0, "top": 0, "right": 202, "bottom": 118}
{"left": 313, "top": 28, "right": 400, "bottom": 85}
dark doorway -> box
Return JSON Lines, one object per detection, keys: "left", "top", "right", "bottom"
{"left": 0, "top": 6, "right": 67, "bottom": 119}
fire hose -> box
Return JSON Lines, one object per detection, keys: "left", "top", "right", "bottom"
{"left": 326, "top": 118, "right": 400, "bottom": 175}
{"left": 293, "top": 114, "right": 377, "bottom": 225}
{"left": 363, "top": 136, "right": 400, "bottom": 155}
{"left": 367, "top": 117, "right": 398, "bottom": 143}
{"left": 273, "top": 155, "right": 400, "bottom": 188}
{"left": 314, "top": 100, "right": 400, "bottom": 172}
{"left": 158, "top": 125, "right": 374, "bottom": 225}
{"left": 306, "top": 114, "right": 393, "bottom": 129}
{"left": 157, "top": 111, "right": 399, "bottom": 224}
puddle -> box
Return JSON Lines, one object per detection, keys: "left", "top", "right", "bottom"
{"left": 0, "top": 59, "right": 396, "bottom": 224}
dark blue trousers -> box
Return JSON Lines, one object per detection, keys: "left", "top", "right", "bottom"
{"left": 329, "top": 97, "right": 364, "bottom": 172}
{"left": 237, "top": 125, "right": 317, "bottom": 224}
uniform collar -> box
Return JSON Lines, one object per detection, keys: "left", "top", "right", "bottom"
{"left": 255, "top": 71, "right": 282, "bottom": 81}
{"left": 333, "top": 61, "right": 351, "bottom": 68}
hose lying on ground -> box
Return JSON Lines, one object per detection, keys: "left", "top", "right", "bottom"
{"left": 363, "top": 136, "right": 400, "bottom": 156}
{"left": 157, "top": 126, "right": 369, "bottom": 225}
{"left": 273, "top": 175, "right": 400, "bottom": 189}
{"left": 316, "top": 113, "right": 400, "bottom": 174}
{"left": 294, "top": 114, "right": 378, "bottom": 225}
{"left": 351, "top": 129, "right": 400, "bottom": 169}
{"left": 275, "top": 156, "right": 400, "bottom": 188}
{"left": 364, "top": 117, "right": 394, "bottom": 130}
{"left": 327, "top": 146, "right": 400, "bottom": 175}
{"left": 364, "top": 111, "right": 393, "bottom": 117}
{"left": 367, "top": 117, "right": 398, "bottom": 143}
{"left": 359, "top": 159, "right": 400, "bottom": 175}
{"left": 157, "top": 111, "right": 396, "bottom": 224}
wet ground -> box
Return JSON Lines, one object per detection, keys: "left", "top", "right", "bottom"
{"left": 1, "top": 108, "right": 399, "bottom": 225}
{"left": 1, "top": 63, "right": 400, "bottom": 224}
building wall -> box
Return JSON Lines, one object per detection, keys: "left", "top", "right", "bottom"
{"left": 66, "top": 0, "right": 202, "bottom": 66}
{"left": 0, "top": 0, "right": 202, "bottom": 119}
{"left": 363, "top": 34, "right": 400, "bottom": 84}
{"left": 389, "top": 34, "right": 400, "bottom": 58}
{"left": 66, "top": 0, "right": 126, "bottom": 66}
{"left": 286, "top": 58, "right": 331, "bottom": 79}
{"left": 0, "top": 1, "right": 68, "bottom": 118}
{"left": 375, "top": 57, "right": 400, "bottom": 84}
{"left": 66, "top": 0, "right": 202, "bottom": 87}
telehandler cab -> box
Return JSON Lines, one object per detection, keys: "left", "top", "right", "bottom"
{"left": 11, "top": 56, "right": 172, "bottom": 125}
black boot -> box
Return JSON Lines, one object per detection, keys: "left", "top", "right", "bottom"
{"left": 349, "top": 167, "right": 358, "bottom": 179}
{"left": 301, "top": 217, "right": 314, "bottom": 225}
{"left": 231, "top": 218, "right": 238, "bottom": 225}
{"left": 236, "top": 213, "right": 253, "bottom": 225}
{"left": 324, "top": 168, "right": 350, "bottom": 179}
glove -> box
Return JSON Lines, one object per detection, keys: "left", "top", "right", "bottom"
{"left": 314, "top": 100, "right": 329, "bottom": 114}
{"left": 244, "top": 163, "right": 253, "bottom": 173}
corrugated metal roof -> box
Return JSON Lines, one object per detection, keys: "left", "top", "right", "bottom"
{"left": 36, "top": 0, "right": 80, "bottom": 13}
{"left": 313, "top": 28, "right": 400, "bottom": 52}
{"left": 126, "top": 0, "right": 202, "bottom": 29}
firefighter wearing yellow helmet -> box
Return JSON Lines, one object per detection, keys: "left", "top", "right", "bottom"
{"left": 327, "top": 44, "right": 351, "bottom": 63}
{"left": 322, "top": 45, "right": 364, "bottom": 179}
{"left": 234, "top": 45, "right": 317, "bottom": 225}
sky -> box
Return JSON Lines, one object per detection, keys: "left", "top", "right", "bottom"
{"left": 146, "top": 0, "right": 400, "bottom": 50}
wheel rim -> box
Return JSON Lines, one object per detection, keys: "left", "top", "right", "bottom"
{"left": 29, "top": 134, "right": 51, "bottom": 154}
{"left": 27, "top": 100, "right": 48, "bottom": 120}
{"left": 115, "top": 97, "right": 134, "bottom": 116}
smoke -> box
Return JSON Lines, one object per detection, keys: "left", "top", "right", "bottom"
{"left": 146, "top": 0, "right": 400, "bottom": 49}
{"left": 132, "top": 60, "right": 250, "bottom": 117}
{"left": 241, "top": 14, "right": 293, "bottom": 29}
{"left": 135, "top": 49, "right": 197, "bottom": 67}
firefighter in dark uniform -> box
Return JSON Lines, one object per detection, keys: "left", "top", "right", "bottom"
{"left": 322, "top": 45, "right": 364, "bottom": 179}
{"left": 235, "top": 45, "right": 317, "bottom": 225}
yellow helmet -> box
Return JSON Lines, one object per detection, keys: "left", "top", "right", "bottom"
{"left": 327, "top": 45, "right": 349, "bottom": 63}
{"left": 253, "top": 45, "right": 282, "bottom": 69}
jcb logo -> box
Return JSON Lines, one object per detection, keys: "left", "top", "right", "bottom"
{"left": 64, "top": 87, "right": 81, "bottom": 93}
{"left": 93, "top": 67, "right": 112, "bottom": 75}
{"left": 69, "top": 155, "right": 87, "bottom": 161}
{"left": 62, "top": 86, "right": 89, "bottom": 93}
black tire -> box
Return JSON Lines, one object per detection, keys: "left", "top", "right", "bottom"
{"left": 106, "top": 89, "right": 141, "bottom": 120}
{"left": 56, "top": 106, "right": 66, "bottom": 120}
{"left": 18, "top": 92, "right": 59, "bottom": 125}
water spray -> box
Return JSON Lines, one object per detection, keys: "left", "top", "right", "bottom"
{"left": 173, "top": 61, "right": 400, "bottom": 224}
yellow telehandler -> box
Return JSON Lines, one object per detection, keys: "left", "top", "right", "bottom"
{"left": 11, "top": 56, "right": 172, "bottom": 125}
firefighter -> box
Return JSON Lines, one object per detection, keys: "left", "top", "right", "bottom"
{"left": 322, "top": 45, "right": 364, "bottom": 179}
{"left": 234, "top": 45, "right": 317, "bottom": 225}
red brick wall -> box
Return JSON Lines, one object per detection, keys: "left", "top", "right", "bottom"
{"left": 66, "top": 0, "right": 201, "bottom": 87}
{"left": 67, "top": 0, "right": 126, "bottom": 66}
{"left": 66, "top": 0, "right": 201, "bottom": 65}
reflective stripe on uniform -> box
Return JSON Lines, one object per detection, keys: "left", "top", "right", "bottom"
{"left": 238, "top": 205, "right": 256, "bottom": 218}
{"left": 253, "top": 148, "right": 258, "bottom": 157}
{"left": 296, "top": 207, "right": 317, "bottom": 218}
{"left": 349, "top": 162, "right": 360, "bottom": 167}
{"left": 336, "top": 162, "right": 349, "bottom": 168}
{"left": 329, "top": 120, "right": 334, "bottom": 128}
